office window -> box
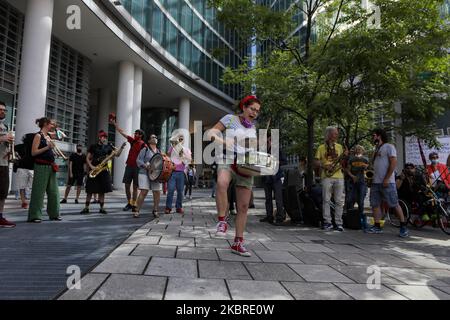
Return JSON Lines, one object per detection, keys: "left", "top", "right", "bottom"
{"left": 131, "top": 0, "right": 144, "bottom": 25}
{"left": 152, "top": 6, "right": 163, "bottom": 44}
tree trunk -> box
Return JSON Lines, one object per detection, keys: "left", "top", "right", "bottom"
{"left": 306, "top": 113, "right": 315, "bottom": 189}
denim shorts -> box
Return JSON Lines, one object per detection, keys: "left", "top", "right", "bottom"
{"left": 369, "top": 183, "right": 399, "bottom": 208}
{"left": 217, "top": 164, "right": 253, "bottom": 190}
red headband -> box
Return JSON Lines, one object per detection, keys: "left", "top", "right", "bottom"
{"left": 239, "top": 95, "right": 260, "bottom": 110}
{"left": 98, "top": 131, "right": 107, "bottom": 138}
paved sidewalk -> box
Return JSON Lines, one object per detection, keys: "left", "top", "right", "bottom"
{"left": 59, "top": 190, "right": 450, "bottom": 300}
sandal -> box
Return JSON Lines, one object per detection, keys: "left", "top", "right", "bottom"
{"left": 152, "top": 210, "right": 159, "bottom": 218}
{"left": 133, "top": 212, "right": 140, "bottom": 218}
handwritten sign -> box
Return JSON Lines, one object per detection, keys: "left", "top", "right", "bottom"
{"left": 405, "top": 136, "right": 450, "bottom": 166}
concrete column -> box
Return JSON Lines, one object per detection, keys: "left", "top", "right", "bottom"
{"left": 15, "top": 0, "right": 54, "bottom": 140}
{"left": 179, "top": 97, "right": 190, "bottom": 146}
{"left": 98, "top": 88, "right": 111, "bottom": 133}
{"left": 132, "top": 67, "right": 143, "bottom": 131}
{"left": 114, "top": 61, "right": 134, "bottom": 189}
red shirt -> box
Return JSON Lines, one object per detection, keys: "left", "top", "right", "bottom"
{"left": 427, "top": 163, "right": 450, "bottom": 189}
{"left": 126, "top": 136, "right": 146, "bottom": 167}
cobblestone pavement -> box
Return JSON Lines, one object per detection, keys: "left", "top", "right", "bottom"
{"left": 56, "top": 189, "right": 450, "bottom": 300}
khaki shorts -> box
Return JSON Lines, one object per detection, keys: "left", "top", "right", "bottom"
{"left": 138, "top": 173, "right": 162, "bottom": 191}
{"left": 218, "top": 164, "right": 253, "bottom": 190}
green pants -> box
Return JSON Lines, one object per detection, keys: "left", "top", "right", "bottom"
{"left": 28, "top": 164, "right": 60, "bottom": 221}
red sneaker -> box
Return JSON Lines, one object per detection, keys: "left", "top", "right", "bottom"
{"left": 231, "top": 241, "right": 251, "bottom": 257}
{"left": 0, "top": 218, "right": 16, "bottom": 228}
{"left": 215, "top": 221, "right": 228, "bottom": 237}
{"left": 21, "top": 202, "right": 28, "bottom": 209}
{"left": 176, "top": 208, "right": 184, "bottom": 214}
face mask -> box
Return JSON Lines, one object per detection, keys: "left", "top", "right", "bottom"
{"left": 373, "top": 138, "right": 380, "bottom": 145}
{"left": 431, "top": 159, "right": 438, "bottom": 165}
{"left": 77, "top": 148, "right": 82, "bottom": 153}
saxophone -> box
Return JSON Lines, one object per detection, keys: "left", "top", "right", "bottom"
{"left": 89, "top": 142, "right": 126, "bottom": 178}
{"left": 324, "top": 153, "right": 347, "bottom": 178}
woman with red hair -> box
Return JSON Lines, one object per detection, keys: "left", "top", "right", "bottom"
{"left": 208, "top": 95, "right": 261, "bottom": 257}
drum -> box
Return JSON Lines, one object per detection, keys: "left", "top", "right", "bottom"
{"left": 235, "top": 151, "right": 279, "bottom": 177}
{"left": 147, "top": 153, "right": 175, "bottom": 182}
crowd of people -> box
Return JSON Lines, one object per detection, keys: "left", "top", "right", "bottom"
{"left": 1, "top": 97, "right": 449, "bottom": 258}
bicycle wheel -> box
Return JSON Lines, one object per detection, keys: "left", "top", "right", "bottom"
{"left": 437, "top": 202, "right": 450, "bottom": 235}
{"left": 387, "top": 199, "right": 409, "bottom": 228}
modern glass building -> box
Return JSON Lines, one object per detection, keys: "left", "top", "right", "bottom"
{"left": 2, "top": 0, "right": 246, "bottom": 187}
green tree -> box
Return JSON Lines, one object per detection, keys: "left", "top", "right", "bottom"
{"left": 210, "top": 0, "right": 450, "bottom": 187}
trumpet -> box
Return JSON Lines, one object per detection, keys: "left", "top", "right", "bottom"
{"left": 45, "top": 137, "right": 68, "bottom": 161}
{"left": 7, "top": 131, "right": 16, "bottom": 163}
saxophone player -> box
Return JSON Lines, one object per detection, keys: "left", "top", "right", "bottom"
{"left": 80, "top": 130, "right": 114, "bottom": 214}
{"left": 315, "top": 126, "right": 346, "bottom": 231}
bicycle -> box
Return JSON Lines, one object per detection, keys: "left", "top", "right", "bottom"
{"left": 380, "top": 198, "right": 410, "bottom": 228}
{"left": 408, "top": 184, "right": 450, "bottom": 235}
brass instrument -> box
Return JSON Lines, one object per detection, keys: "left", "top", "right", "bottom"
{"left": 8, "top": 131, "right": 16, "bottom": 163}
{"left": 324, "top": 153, "right": 347, "bottom": 178}
{"left": 365, "top": 169, "right": 374, "bottom": 187}
{"left": 89, "top": 142, "right": 126, "bottom": 178}
{"left": 45, "top": 136, "right": 68, "bottom": 161}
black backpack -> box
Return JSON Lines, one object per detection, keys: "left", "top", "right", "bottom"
{"left": 16, "top": 133, "right": 35, "bottom": 170}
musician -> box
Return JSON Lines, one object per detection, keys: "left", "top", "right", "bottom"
{"left": 396, "top": 163, "right": 428, "bottom": 219}
{"left": 164, "top": 133, "right": 192, "bottom": 214}
{"left": 315, "top": 126, "right": 346, "bottom": 231}
{"left": 366, "top": 128, "right": 409, "bottom": 237}
{"left": 28, "top": 117, "right": 62, "bottom": 223}
{"left": 208, "top": 95, "right": 260, "bottom": 257}
{"left": 111, "top": 120, "right": 146, "bottom": 212}
{"left": 80, "top": 130, "right": 113, "bottom": 214}
{"left": 135, "top": 134, "right": 162, "bottom": 218}
{"left": 426, "top": 152, "right": 450, "bottom": 194}
{"left": 60, "top": 144, "right": 86, "bottom": 204}
{"left": 13, "top": 133, "right": 35, "bottom": 209}
{"left": 344, "top": 145, "right": 369, "bottom": 230}
{"left": 261, "top": 134, "right": 287, "bottom": 225}
{"left": 0, "top": 101, "right": 15, "bottom": 227}
{"left": 184, "top": 162, "right": 196, "bottom": 200}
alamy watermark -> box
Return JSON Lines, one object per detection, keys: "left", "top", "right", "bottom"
{"left": 66, "top": 265, "right": 81, "bottom": 290}
{"left": 66, "top": 5, "right": 81, "bottom": 30}
{"left": 366, "top": 265, "right": 381, "bottom": 290}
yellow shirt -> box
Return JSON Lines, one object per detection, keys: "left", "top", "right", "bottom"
{"left": 315, "top": 143, "right": 344, "bottom": 179}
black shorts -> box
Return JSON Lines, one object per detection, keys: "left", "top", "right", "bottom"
{"left": 0, "top": 166, "right": 9, "bottom": 200}
{"left": 68, "top": 174, "right": 84, "bottom": 187}
{"left": 122, "top": 166, "right": 139, "bottom": 186}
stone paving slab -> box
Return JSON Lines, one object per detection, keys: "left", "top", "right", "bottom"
{"left": 381, "top": 267, "right": 449, "bottom": 286}
{"left": 58, "top": 273, "right": 109, "bottom": 300}
{"left": 254, "top": 250, "right": 303, "bottom": 264}
{"left": 198, "top": 260, "right": 252, "bottom": 280}
{"left": 281, "top": 282, "right": 352, "bottom": 300}
{"left": 327, "top": 253, "right": 377, "bottom": 266}
{"left": 414, "top": 269, "right": 450, "bottom": 285}
{"left": 165, "top": 278, "right": 230, "bottom": 300}
{"left": 93, "top": 256, "right": 149, "bottom": 274}
{"left": 145, "top": 257, "right": 198, "bottom": 278}
{"left": 176, "top": 247, "right": 219, "bottom": 260}
{"left": 329, "top": 265, "right": 405, "bottom": 285}
{"left": 227, "top": 280, "right": 293, "bottom": 300}
{"left": 216, "top": 248, "right": 262, "bottom": 262}
{"left": 289, "top": 252, "right": 345, "bottom": 265}
{"left": 387, "top": 285, "right": 450, "bottom": 300}
{"left": 261, "top": 241, "right": 304, "bottom": 252}
{"left": 324, "top": 244, "right": 364, "bottom": 253}
{"left": 195, "top": 238, "right": 231, "bottom": 249}
{"left": 334, "top": 284, "right": 408, "bottom": 300}
{"left": 125, "top": 235, "right": 161, "bottom": 245}
{"left": 131, "top": 244, "right": 177, "bottom": 258}
{"left": 358, "top": 253, "right": 421, "bottom": 268}
{"left": 158, "top": 236, "right": 196, "bottom": 247}
{"left": 244, "top": 263, "right": 305, "bottom": 282}
{"left": 288, "top": 264, "right": 354, "bottom": 283}
{"left": 109, "top": 244, "right": 137, "bottom": 257}
{"left": 293, "top": 243, "right": 335, "bottom": 253}
{"left": 434, "top": 286, "right": 450, "bottom": 295}
{"left": 90, "top": 274, "right": 166, "bottom": 300}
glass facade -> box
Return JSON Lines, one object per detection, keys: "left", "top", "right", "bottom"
{"left": 121, "top": 0, "right": 245, "bottom": 99}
